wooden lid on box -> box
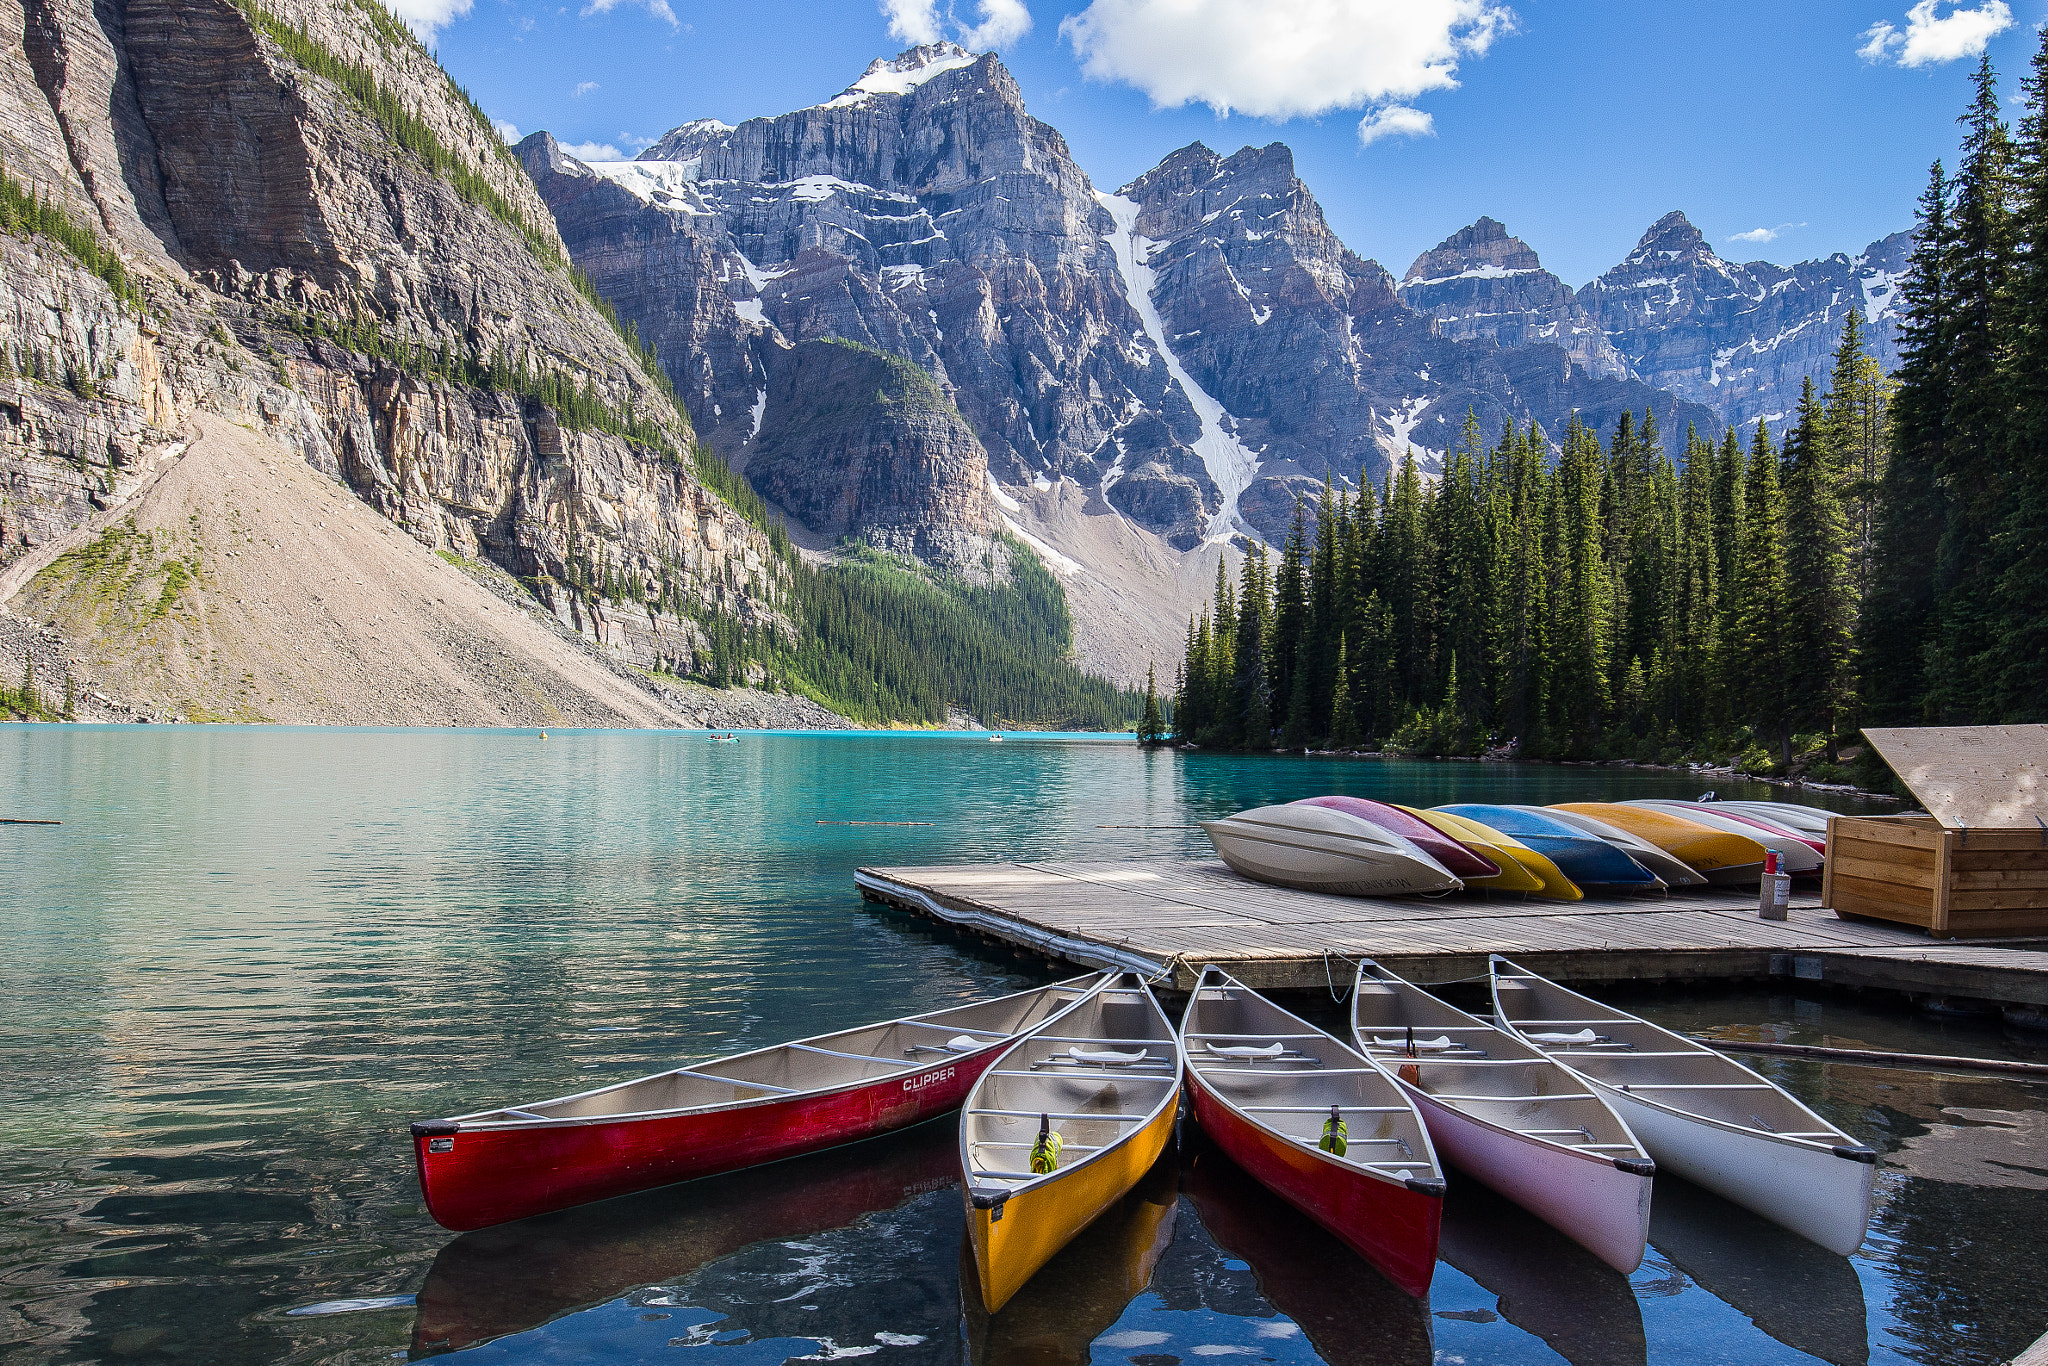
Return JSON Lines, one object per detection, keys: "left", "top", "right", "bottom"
{"left": 1862, "top": 725, "right": 2048, "bottom": 829}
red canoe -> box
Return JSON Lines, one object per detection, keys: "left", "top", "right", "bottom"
{"left": 1178, "top": 966, "right": 1445, "bottom": 1297}
{"left": 410, "top": 974, "right": 1105, "bottom": 1230}
{"left": 1295, "top": 795, "right": 1503, "bottom": 881}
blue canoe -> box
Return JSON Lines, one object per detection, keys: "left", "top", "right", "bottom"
{"left": 1433, "top": 805, "right": 1658, "bottom": 889}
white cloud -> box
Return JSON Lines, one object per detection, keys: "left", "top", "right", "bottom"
{"left": 1059, "top": 0, "right": 1513, "bottom": 120}
{"left": 961, "top": 0, "right": 1032, "bottom": 47}
{"left": 492, "top": 118, "right": 521, "bottom": 143}
{"left": 1858, "top": 1, "right": 2011, "bottom": 67}
{"left": 1357, "top": 104, "right": 1433, "bottom": 146}
{"left": 881, "top": 0, "right": 942, "bottom": 43}
{"left": 579, "top": 0, "right": 678, "bottom": 27}
{"left": 558, "top": 139, "right": 627, "bottom": 161}
{"left": 574, "top": 80, "right": 600, "bottom": 97}
{"left": 878, "top": 0, "right": 1031, "bottom": 48}
{"left": 1727, "top": 221, "right": 1807, "bottom": 244}
{"left": 380, "top": 0, "right": 471, "bottom": 39}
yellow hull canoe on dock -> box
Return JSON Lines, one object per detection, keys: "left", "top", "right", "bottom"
{"left": 960, "top": 973, "right": 1182, "bottom": 1313}
{"left": 1399, "top": 806, "right": 1578, "bottom": 899}
{"left": 1549, "top": 803, "right": 1767, "bottom": 885}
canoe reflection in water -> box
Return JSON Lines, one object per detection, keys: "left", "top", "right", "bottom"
{"left": 1179, "top": 1131, "right": 1435, "bottom": 1366}
{"left": 1437, "top": 1178, "right": 1647, "bottom": 1366}
{"left": 408, "top": 1121, "right": 957, "bottom": 1355}
{"left": 1648, "top": 1175, "right": 1869, "bottom": 1366}
{"left": 959, "top": 1141, "right": 1179, "bottom": 1365}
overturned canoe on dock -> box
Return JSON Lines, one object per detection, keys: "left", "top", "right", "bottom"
{"left": 1180, "top": 966, "right": 1445, "bottom": 1297}
{"left": 1549, "top": 802, "right": 1767, "bottom": 886}
{"left": 1200, "top": 803, "right": 1463, "bottom": 897}
{"left": 410, "top": 974, "right": 1105, "bottom": 1231}
{"left": 959, "top": 973, "right": 1182, "bottom": 1313}
{"left": 1490, "top": 957, "right": 1877, "bottom": 1256}
{"left": 1437, "top": 804, "right": 1659, "bottom": 891}
{"left": 1349, "top": 960, "right": 1654, "bottom": 1274}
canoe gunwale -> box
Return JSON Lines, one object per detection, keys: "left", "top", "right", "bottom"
{"left": 1179, "top": 966, "right": 1446, "bottom": 1197}
{"left": 1349, "top": 960, "right": 1652, "bottom": 1174}
{"left": 1488, "top": 957, "right": 1872, "bottom": 1163}
{"left": 421, "top": 973, "right": 1107, "bottom": 1135}
{"left": 958, "top": 974, "right": 1183, "bottom": 1210}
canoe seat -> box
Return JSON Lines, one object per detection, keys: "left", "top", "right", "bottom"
{"left": 1069, "top": 1046, "right": 1151, "bottom": 1065}
{"left": 1368, "top": 1034, "right": 1456, "bottom": 1051}
{"left": 1205, "top": 1042, "right": 1287, "bottom": 1060}
{"left": 1525, "top": 1029, "right": 1600, "bottom": 1044}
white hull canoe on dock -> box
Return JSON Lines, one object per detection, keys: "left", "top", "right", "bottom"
{"left": 1490, "top": 956, "right": 1877, "bottom": 1255}
{"left": 1199, "top": 804, "right": 1462, "bottom": 897}
{"left": 1350, "top": 961, "right": 1653, "bottom": 1274}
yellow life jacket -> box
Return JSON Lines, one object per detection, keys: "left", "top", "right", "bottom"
{"left": 1319, "top": 1105, "right": 1348, "bottom": 1156}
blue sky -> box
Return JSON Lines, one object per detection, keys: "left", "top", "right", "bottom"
{"left": 419, "top": 0, "right": 2045, "bottom": 286}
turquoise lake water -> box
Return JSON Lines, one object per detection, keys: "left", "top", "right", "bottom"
{"left": 2, "top": 727, "right": 2043, "bottom": 1365}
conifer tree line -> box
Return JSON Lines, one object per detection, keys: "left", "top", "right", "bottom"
{"left": 1861, "top": 44, "right": 2048, "bottom": 726}
{"left": 1171, "top": 323, "right": 1890, "bottom": 772}
{"left": 1174, "top": 34, "right": 2048, "bottom": 764}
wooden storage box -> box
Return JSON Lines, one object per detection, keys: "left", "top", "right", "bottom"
{"left": 1826, "top": 813, "right": 2048, "bottom": 938}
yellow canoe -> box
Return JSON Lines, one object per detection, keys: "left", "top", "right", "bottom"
{"left": 960, "top": 974, "right": 1182, "bottom": 1313}
{"left": 1549, "top": 803, "right": 1767, "bottom": 885}
{"left": 1399, "top": 805, "right": 1578, "bottom": 899}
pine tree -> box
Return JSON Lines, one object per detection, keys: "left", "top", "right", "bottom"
{"left": 1233, "top": 546, "right": 1274, "bottom": 749}
{"left": 1728, "top": 420, "right": 1791, "bottom": 763}
{"left": 1328, "top": 634, "right": 1355, "bottom": 749}
{"left": 1997, "top": 23, "right": 2048, "bottom": 720}
{"left": 1863, "top": 162, "right": 1954, "bottom": 725}
{"left": 1271, "top": 501, "right": 1310, "bottom": 736}
{"left": 1138, "top": 664, "right": 1164, "bottom": 745}
{"left": 1783, "top": 377, "right": 1855, "bottom": 754}
{"left": 1931, "top": 55, "right": 2018, "bottom": 720}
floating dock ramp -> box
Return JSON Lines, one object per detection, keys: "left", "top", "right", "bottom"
{"left": 856, "top": 860, "right": 2048, "bottom": 1020}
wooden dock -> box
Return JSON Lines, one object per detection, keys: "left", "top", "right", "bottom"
{"left": 856, "top": 860, "right": 2048, "bottom": 1013}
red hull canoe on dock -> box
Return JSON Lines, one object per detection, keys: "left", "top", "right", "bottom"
{"left": 1179, "top": 967, "right": 1445, "bottom": 1297}
{"left": 411, "top": 975, "right": 1103, "bottom": 1230}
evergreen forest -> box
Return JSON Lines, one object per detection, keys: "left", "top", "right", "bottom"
{"left": 1170, "top": 34, "right": 2048, "bottom": 773}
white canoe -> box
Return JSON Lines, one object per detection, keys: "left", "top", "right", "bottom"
{"left": 1701, "top": 800, "right": 1835, "bottom": 838}
{"left": 1489, "top": 957, "right": 1877, "bottom": 1256}
{"left": 1518, "top": 805, "right": 1706, "bottom": 888}
{"left": 1200, "top": 803, "right": 1463, "bottom": 897}
{"left": 1621, "top": 800, "right": 1826, "bottom": 874}
{"left": 1349, "top": 960, "right": 1653, "bottom": 1274}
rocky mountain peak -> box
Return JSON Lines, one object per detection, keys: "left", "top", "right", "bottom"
{"left": 826, "top": 42, "right": 982, "bottom": 107}
{"left": 1626, "top": 209, "right": 1712, "bottom": 265}
{"left": 1403, "top": 215, "right": 1544, "bottom": 283}
{"left": 1399, "top": 215, "right": 1628, "bottom": 379}
{"left": 638, "top": 118, "right": 735, "bottom": 163}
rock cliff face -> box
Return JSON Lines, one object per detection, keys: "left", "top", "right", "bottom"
{"left": 747, "top": 338, "right": 1006, "bottom": 572}
{"left": 1398, "top": 217, "right": 1627, "bottom": 379}
{"left": 522, "top": 44, "right": 1218, "bottom": 556}
{"left": 534, "top": 60, "right": 1726, "bottom": 560}
{"left": 1111, "top": 141, "right": 1722, "bottom": 534}
{"left": 0, "top": 0, "right": 781, "bottom": 711}
{"left": 1577, "top": 210, "right": 1909, "bottom": 430}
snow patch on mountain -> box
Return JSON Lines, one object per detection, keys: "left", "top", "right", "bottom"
{"left": 584, "top": 159, "right": 707, "bottom": 210}
{"left": 825, "top": 43, "right": 979, "bottom": 107}
{"left": 1098, "top": 191, "right": 1262, "bottom": 543}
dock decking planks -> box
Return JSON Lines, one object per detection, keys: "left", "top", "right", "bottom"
{"left": 856, "top": 859, "right": 2048, "bottom": 998}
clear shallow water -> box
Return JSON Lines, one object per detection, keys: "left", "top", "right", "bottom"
{"left": 2, "top": 727, "right": 2041, "bottom": 1365}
